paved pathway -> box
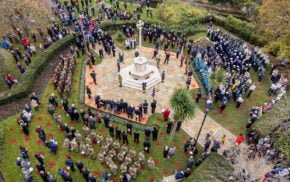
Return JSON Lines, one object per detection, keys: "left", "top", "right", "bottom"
{"left": 85, "top": 43, "right": 272, "bottom": 181}
{"left": 85, "top": 45, "right": 198, "bottom": 123}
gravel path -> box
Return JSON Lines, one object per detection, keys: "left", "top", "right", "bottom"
{"left": 0, "top": 50, "right": 69, "bottom": 121}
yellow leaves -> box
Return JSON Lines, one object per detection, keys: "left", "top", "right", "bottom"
{"left": 158, "top": 1, "right": 206, "bottom": 24}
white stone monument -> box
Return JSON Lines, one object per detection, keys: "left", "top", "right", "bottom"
{"left": 120, "top": 20, "right": 161, "bottom": 90}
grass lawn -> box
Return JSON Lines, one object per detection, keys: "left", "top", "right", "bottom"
{"left": 190, "top": 68, "right": 272, "bottom": 136}
{"left": 0, "top": 49, "right": 192, "bottom": 181}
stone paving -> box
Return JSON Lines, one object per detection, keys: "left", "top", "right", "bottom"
{"left": 85, "top": 44, "right": 272, "bottom": 181}
{"left": 85, "top": 45, "right": 199, "bottom": 123}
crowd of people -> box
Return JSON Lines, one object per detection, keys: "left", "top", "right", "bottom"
{"left": 51, "top": 54, "right": 75, "bottom": 95}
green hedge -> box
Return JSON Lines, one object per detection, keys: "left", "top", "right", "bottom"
{"left": 212, "top": 15, "right": 265, "bottom": 46}
{"left": 251, "top": 95, "right": 290, "bottom": 137}
{"left": 89, "top": 107, "right": 160, "bottom": 131}
{"left": 98, "top": 19, "right": 206, "bottom": 35}
{"left": 0, "top": 35, "right": 75, "bottom": 105}
{"left": 0, "top": 128, "right": 3, "bottom": 162}
{"left": 186, "top": 152, "right": 234, "bottom": 182}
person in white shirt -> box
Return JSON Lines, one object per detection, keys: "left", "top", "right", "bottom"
{"left": 247, "top": 83, "right": 256, "bottom": 98}
{"left": 236, "top": 96, "right": 244, "bottom": 108}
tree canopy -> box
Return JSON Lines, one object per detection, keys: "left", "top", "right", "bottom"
{"left": 169, "top": 88, "right": 196, "bottom": 121}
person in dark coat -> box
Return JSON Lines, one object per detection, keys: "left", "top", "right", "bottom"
{"left": 176, "top": 121, "right": 182, "bottom": 131}
{"left": 115, "top": 127, "right": 121, "bottom": 140}
{"left": 122, "top": 131, "right": 129, "bottom": 145}
{"left": 127, "top": 122, "right": 133, "bottom": 135}
{"left": 150, "top": 100, "right": 157, "bottom": 114}
{"left": 109, "top": 124, "right": 114, "bottom": 137}
{"left": 90, "top": 70, "right": 97, "bottom": 85}
{"left": 81, "top": 168, "right": 90, "bottom": 181}
{"left": 152, "top": 127, "right": 158, "bottom": 141}
{"left": 86, "top": 85, "right": 92, "bottom": 99}
{"left": 133, "top": 130, "right": 140, "bottom": 144}
{"left": 36, "top": 162, "right": 45, "bottom": 172}
{"left": 163, "top": 146, "right": 169, "bottom": 158}
{"left": 35, "top": 153, "right": 44, "bottom": 165}
{"left": 142, "top": 100, "right": 148, "bottom": 114}
{"left": 76, "top": 161, "right": 84, "bottom": 172}
{"left": 166, "top": 121, "right": 173, "bottom": 134}
{"left": 104, "top": 114, "right": 110, "bottom": 128}
{"left": 65, "top": 156, "right": 75, "bottom": 171}
{"left": 143, "top": 140, "right": 151, "bottom": 153}
{"left": 39, "top": 171, "right": 48, "bottom": 182}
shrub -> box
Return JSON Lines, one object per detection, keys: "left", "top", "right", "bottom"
{"left": 251, "top": 95, "right": 290, "bottom": 137}
{"left": 158, "top": 0, "right": 207, "bottom": 25}
{"left": 186, "top": 152, "right": 234, "bottom": 182}
{"left": 0, "top": 128, "right": 3, "bottom": 162}
{"left": 0, "top": 35, "right": 75, "bottom": 105}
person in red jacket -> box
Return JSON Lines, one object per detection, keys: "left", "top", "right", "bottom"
{"left": 6, "top": 74, "right": 18, "bottom": 88}
{"left": 162, "top": 108, "right": 171, "bottom": 121}
{"left": 235, "top": 134, "right": 245, "bottom": 145}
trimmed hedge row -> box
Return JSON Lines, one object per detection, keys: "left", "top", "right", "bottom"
{"left": 0, "top": 35, "right": 75, "bottom": 105}
{"left": 251, "top": 95, "right": 290, "bottom": 137}
{"left": 98, "top": 19, "right": 207, "bottom": 35}
{"left": 0, "top": 128, "right": 3, "bottom": 162}
{"left": 186, "top": 152, "right": 234, "bottom": 182}
{"left": 212, "top": 15, "right": 265, "bottom": 46}
{"left": 89, "top": 107, "right": 160, "bottom": 131}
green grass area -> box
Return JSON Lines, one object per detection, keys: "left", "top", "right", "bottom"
{"left": 0, "top": 50, "right": 192, "bottom": 181}
{"left": 190, "top": 69, "right": 272, "bottom": 136}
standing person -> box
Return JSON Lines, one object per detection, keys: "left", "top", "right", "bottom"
{"left": 164, "top": 50, "right": 170, "bottom": 64}
{"left": 166, "top": 121, "right": 173, "bottom": 134}
{"left": 118, "top": 73, "right": 122, "bottom": 87}
{"left": 86, "top": 86, "right": 92, "bottom": 99}
{"left": 65, "top": 156, "right": 75, "bottom": 171}
{"left": 48, "top": 93, "right": 58, "bottom": 107}
{"left": 221, "top": 134, "right": 227, "bottom": 144}
{"left": 117, "top": 59, "right": 121, "bottom": 72}
{"left": 122, "top": 131, "right": 129, "bottom": 145}
{"left": 247, "top": 83, "right": 256, "bottom": 98}
{"left": 30, "top": 93, "right": 40, "bottom": 111}
{"left": 156, "top": 54, "right": 161, "bottom": 68}
{"left": 162, "top": 108, "right": 170, "bottom": 121}
{"left": 142, "top": 100, "right": 148, "bottom": 114}
{"left": 161, "top": 70, "right": 165, "bottom": 83}
{"left": 62, "top": 96, "right": 69, "bottom": 113}
{"left": 115, "top": 127, "right": 122, "bottom": 140}
{"left": 90, "top": 70, "right": 97, "bottom": 85}
{"left": 99, "top": 47, "right": 104, "bottom": 58}
{"left": 17, "top": 62, "right": 25, "bottom": 73}
{"left": 235, "top": 134, "right": 244, "bottom": 146}
{"left": 152, "top": 49, "right": 158, "bottom": 59}
{"left": 151, "top": 100, "right": 157, "bottom": 114}
{"left": 152, "top": 127, "right": 158, "bottom": 141}
{"left": 143, "top": 140, "right": 151, "bottom": 153}
{"left": 186, "top": 77, "right": 191, "bottom": 90}
{"left": 133, "top": 130, "right": 140, "bottom": 144}
{"left": 169, "top": 146, "right": 176, "bottom": 158}
{"left": 127, "top": 122, "right": 133, "bottom": 135}
{"left": 163, "top": 146, "right": 169, "bottom": 158}
{"left": 195, "top": 89, "right": 202, "bottom": 103}
{"left": 236, "top": 96, "right": 244, "bottom": 108}
{"left": 180, "top": 55, "right": 185, "bottom": 67}
{"left": 35, "top": 153, "right": 45, "bottom": 165}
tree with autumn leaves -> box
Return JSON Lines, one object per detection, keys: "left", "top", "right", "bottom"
{"left": 258, "top": 0, "right": 290, "bottom": 60}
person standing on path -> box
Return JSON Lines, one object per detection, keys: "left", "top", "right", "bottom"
{"left": 151, "top": 100, "right": 157, "bottom": 114}
{"left": 90, "top": 70, "right": 97, "bottom": 85}
{"left": 117, "top": 59, "right": 121, "bottom": 72}
{"left": 164, "top": 50, "right": 170, "bottom": 64}
{"left": 86, "top": 86, "right": 92, "bottom": 99}
{"left": 161, "top": 70, "right": 165, "bottom": 83}
{"left": 118, "top": 73, "right": 122, "bottom": 87}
